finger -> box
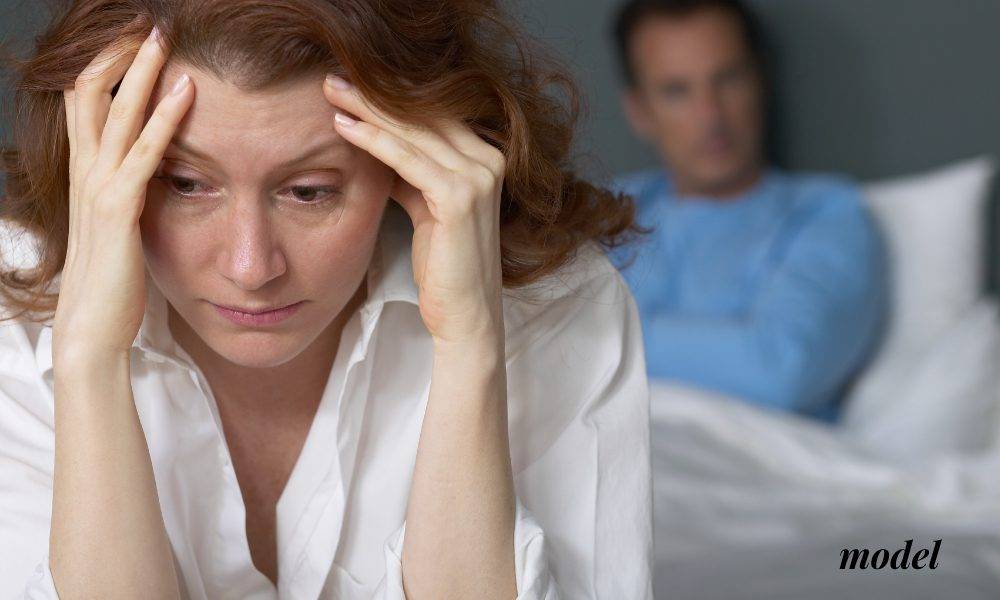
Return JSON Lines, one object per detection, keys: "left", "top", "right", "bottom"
{"left": 333, "top": 113, "right": 456, "bottom": 211}
{"left": 436, "top": 120, "right": 508, "bottom": 177}
{"left": 74, "top": 31, "right": 147, "bottom": 170}
{"left": 390, "top": 178, "right": 434, "bottom": 228}
{"left": 94, "top": 25, "right": 169, "bottom": 174}
{"left": 63, "top": 90, "right": 77, "bottom": 164}
{"left": 63, "top": 89, "right": 79, "bottom": 199}
{"left": 63, "top": 89, "right": 80, "bottom": 265}
{"left": 323, "top": 75, "right": 470, "bottom": 170}
{"left": 115, "top": 73, "right": 194, "bottom": 208}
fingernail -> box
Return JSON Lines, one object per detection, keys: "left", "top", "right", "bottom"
{"left": 150, "top": 25, "right": 161, "bottom": 43}
{"left": 326, "top": 74, "right": 352, "bottom": 90}
{"left": 170, "top": 73, "right": 190, "bottom": 96}
{"left": 335, "top": 112, "right": 357, "bottom": 127}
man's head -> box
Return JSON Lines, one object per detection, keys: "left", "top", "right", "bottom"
{"left": 614, "top": 0, "right": 766, "bottom": 197}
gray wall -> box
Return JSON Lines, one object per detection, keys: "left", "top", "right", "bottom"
{"left": 4, "top": 0, "right": 1000, "bottom": 289}
{"left": 517, "top": 0, "right": 1000, "bottom": 292}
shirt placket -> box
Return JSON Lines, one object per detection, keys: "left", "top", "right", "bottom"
{"left": 188, "top": 359, "right": 280, "bottom": 600}
{"left": 129, "top": 349, "right": 275, "bottom": 600}
{"left": 280, "top": 302, "right": 383, "bottom": 600}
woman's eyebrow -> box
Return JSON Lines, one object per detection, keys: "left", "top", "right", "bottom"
{"left": 167, "top": 137, "right": 348, "bottom": 168}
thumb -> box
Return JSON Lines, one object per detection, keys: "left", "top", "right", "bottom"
{"left": 389, "top": 176, "right": 433, "bottom": 229}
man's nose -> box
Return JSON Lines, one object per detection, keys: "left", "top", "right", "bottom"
{"left": 694, "top": 85, "right": 725, "bottom": 124}
{"left": 217, "top": 202, "right": 287, "bottom": 291}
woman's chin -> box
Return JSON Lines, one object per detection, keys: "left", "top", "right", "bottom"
{"left": 205, "top": 333, "right": 305, "bottom": 369}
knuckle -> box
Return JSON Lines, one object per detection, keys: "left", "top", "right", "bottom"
{"left": 473, "top": 164, "right": 499, "bottom": 193}
{"left": 107, "top": 100, "right": 132, "bottom": 122}
{"left": 74, "top": 68, "right": 104, "bottom": 92}
{"left": 134, "top": 51, "right": 161, "bottom": 76}
{"left": 485, "top": 148, "right": 507, "bottom": 176}
{"left": 397, "top": 141, "right": 422, "bottom": 168}
{"left": 131, "top": 136, "right": 153, "bottom": 160}
{"left": 74, "top": 72, "right": 91, "bottom": 90}
{"left": 367, "top": 125, "right": 385, "bottom": 146}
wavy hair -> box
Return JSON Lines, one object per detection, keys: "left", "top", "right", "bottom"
{"left": 1, "top": 0, "right": 644, "bottom": 322}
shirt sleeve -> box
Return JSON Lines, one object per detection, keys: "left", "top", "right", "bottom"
{"left": 21, "top": 559, "right": 60, "bottom": 599}
{"left": 373, "top": 253, "right": 653, "bottom": 599}
{"left": 510, "top": 263, "right": 653, "bottom": 598}
{"left": 376, "top": 496, "right": 556, "bottom": 599}
{"left": 640, "top": 187, "right": 889, "bottom": 417}
{"left": 0, "top": 362, "right": 60, "bottom": 598}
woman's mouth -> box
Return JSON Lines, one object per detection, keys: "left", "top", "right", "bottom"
{"left": 210, "top": 300, "right": 305, "bottom": 327}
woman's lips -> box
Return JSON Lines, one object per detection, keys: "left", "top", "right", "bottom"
{"left": 211, "top": 300, "right": 304, "bottom": 327}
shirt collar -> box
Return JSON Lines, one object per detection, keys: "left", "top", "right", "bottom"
{"left": 36, "top": 205, "right": 419, "bottom": 376}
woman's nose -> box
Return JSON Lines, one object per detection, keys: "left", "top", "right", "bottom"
{"left": 217, "top": 204, "right": 287, "bottom": 291}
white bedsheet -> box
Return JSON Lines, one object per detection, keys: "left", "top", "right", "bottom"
{"left": 650, "top": 299, "right": 1000, "bottom": 599}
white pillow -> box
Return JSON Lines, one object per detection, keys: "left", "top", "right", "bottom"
{"left": 843, "top": 156, "right": 997, "bottom": 442}
{"left": 864, "top": 156, "right": 995, "bottom": 355}
{"left": 863, "top": 157, "right": 996, "bottom": 358}
{"left": 842, "top": 298, "right": 1000, "bottom": 461}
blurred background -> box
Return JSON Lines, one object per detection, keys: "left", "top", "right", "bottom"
{"left": 512, "top": 0, "right": 1000, "bottom": 291}
{"left": 509, "top": 2, "right": 1000, "bottom": 598}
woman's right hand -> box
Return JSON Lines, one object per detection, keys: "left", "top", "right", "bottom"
{"left": 53, "top": 23, "right": 194, "bottom": 368}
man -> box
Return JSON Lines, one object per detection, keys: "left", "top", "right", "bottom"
{"left": 609, "top": 0, "right": 888, "bottom": 421}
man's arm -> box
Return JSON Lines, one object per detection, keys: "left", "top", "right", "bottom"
{"left": 642, "top": 190, "right": 888, "bottom": 416}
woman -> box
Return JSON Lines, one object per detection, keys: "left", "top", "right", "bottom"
{"left": 0, "top": 1, "right": 651, "bottom": 598}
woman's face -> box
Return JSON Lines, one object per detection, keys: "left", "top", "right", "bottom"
{"left": 140, "top": 64, "right": 394, "bottom": 368}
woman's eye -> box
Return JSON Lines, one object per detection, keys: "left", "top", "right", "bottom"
{"left": 282, "top": 185, "right": 340, "bottom": 204}
{"left": 155, "top": 175, "right": 339, "bottom": 205}
{"left": 159, "top": 175, "right": 210, "bottom": 197}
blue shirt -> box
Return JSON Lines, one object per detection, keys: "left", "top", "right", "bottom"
{"left": 609, "top": 168, "right": 888, "bottom": 422}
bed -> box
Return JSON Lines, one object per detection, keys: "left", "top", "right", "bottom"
{"left": 649, "top": 157, "right": 1000, "bottom": 599}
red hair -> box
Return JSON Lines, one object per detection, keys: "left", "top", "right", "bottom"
{"left": 1, "top": 0, "right": 644, "bottom": 322}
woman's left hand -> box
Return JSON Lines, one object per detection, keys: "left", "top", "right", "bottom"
{"left": 322, "top": 74, "right": 506, "bottom": 351}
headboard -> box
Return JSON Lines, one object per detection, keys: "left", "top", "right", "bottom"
{"left": 519, "top": 0, "right": 1000, "bottom": 294}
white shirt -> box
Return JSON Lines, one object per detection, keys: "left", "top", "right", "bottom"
{"left": 0, "top": 207, "right": 652, "bottom": 599}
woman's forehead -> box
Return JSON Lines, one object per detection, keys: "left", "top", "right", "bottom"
{"left": 153, "top": 64, "right": 350, "bottom": 161}
{"left": 155, "top": 63, "right": 332, "bottom": 119}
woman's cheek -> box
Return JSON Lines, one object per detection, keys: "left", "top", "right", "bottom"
{"left": 298, "top": 216, "right": 376, "bottom": 278}
{"left": 139, "top": 196, "right": 213, "bottom": 283}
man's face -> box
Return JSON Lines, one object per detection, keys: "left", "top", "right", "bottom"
{"left": 623, "top": 8, "right": 764, "bottom": 196}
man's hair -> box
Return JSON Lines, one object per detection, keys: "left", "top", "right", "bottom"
{"left": 612, "top": 0, "right": 765, "bottom": 87}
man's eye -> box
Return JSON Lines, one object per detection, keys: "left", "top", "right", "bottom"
{"left": 659, "top": 84, "right": 689, "bottom": 101}
{"left": 718, "top": 67, "right": 750, "bottom": 87}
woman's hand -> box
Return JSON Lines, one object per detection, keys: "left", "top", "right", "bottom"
{"left": 321, "top": 75, "right": 507, "bottom": 352}
{"left": 323, "top": 75, "right": 517, "bottom": 599}
{"left": 49, "top": 23, "right": 190, "bottom": 598}
{"left": 54, "top": 24, "right": 194, "bottom": 366}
